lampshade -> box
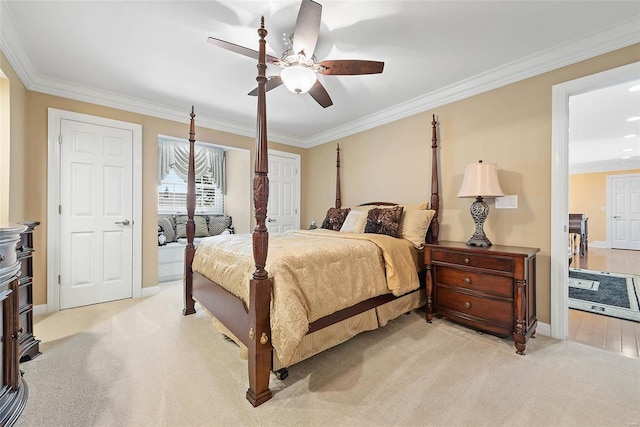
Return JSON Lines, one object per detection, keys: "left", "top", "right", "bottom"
{"left": 457, "top": 161, "right": 505, "bottom": 198}
{"left": 281, "top": 65, "right": 317, "bottom": 94}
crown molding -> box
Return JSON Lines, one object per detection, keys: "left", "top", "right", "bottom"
{"left": 2, "top": 0, "right": 639, "bottom": 149}
{"left": 302, "top": 17, "right": 640, "bottom": 147}
{"left": 569, "top": 156, "right": 640, "bottom": 175}
{"left": 0, "top": 1, "right": 38, "bottom": 86}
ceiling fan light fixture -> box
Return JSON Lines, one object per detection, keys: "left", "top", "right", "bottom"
{"left": 281, "top": 65, "right": 316, "bottom": 94}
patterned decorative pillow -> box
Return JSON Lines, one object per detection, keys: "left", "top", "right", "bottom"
{"left": 321, "top": 207, "right": 351, "bottom": 231}
{"left": 364, "top": 205, "right": 404, "bottom": 238}
{"left": 176, "top": 215, "right": 209, "bottom": 238}
{"left": 208, "top": 215, "right": 232, "bottom": 236}
{"left": 158, "top": 217, "right": 176, "bottom": 242}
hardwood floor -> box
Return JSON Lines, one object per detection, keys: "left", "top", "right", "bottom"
{"left": 568, "top": 247, "right": 640, "bottom": 358}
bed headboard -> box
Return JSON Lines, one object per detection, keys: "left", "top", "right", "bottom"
{"left": 333, "top": 116, "right": 439, "bottom": 243}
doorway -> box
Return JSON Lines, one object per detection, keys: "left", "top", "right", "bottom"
{"left": 47, "top": 109, "right": 143, "bottom": 312}
{"left": 551, "top": 61, "right": 640, "bottom": 341}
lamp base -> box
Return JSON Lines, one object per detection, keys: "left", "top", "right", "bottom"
{"left": 465, "top": 196, "right": 494, "bottom": 247}
{"left": 466, "top": 234, "right": 493, "bottom": 247}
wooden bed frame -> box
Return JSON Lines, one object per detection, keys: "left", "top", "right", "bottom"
{"left": 182, "top": 18, "right": 440, "bottom": 407}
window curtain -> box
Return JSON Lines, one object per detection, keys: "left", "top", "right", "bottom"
{"left": 158, "top": 138, "right": 226, "bottom": 194}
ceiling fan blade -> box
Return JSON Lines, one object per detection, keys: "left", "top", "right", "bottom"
{"left": 247, "top": 76, "right": 284, "bottom": 96}
{"left": 207, "top": 37, "right": 280, "bottom": 64}
{"left": 308, "top": 80, "right": 333, "bottom": 108}
{"left": 317, "top": 60, "right": 384, "bottom": 75}
{"left": 292, "top": 0, "right": 322, "bottom": 57}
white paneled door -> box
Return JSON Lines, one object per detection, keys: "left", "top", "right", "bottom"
{"left": 59, "top": 119, "right": 134, "bottom": 309}
{"left": 267, "top": 151, "right": 300, "bottom": 233}
{"left": 609, "top": 173, "right": 640, "bottom": 250}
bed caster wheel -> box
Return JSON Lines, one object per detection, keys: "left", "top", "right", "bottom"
{"left": 275, "top": 368, "right": 289, "bottom": 381}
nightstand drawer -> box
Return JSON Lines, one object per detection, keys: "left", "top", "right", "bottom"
{"left": 425, "top": 241, "right": 539, "bottom": 354}
{"left": 436, "top": 287, "right": 513, "bottom": 326}
{"left": 432, "top": 250, "right": 513, "bottom": 273}
{"left": 435, "top": 267, "right": 513, "bottom": 299}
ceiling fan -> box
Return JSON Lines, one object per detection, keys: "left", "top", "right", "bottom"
{"left": 207, "top": 0, "right": 384, "bottom": 108}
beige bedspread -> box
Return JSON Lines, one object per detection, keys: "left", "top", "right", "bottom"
{"left": 192, "top": 229, "right": 420, "bottom": 365}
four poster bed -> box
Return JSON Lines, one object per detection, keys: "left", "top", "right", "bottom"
{"left": 182, "top": 18, "right": 440, "bottom": 407}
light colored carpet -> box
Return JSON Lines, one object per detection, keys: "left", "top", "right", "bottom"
{"left": 16, "top": 281, "right": 640, "bottom": 427}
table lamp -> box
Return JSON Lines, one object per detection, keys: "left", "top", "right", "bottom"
{"left": 457, "top": 160, "right": 504, "bottom": 247}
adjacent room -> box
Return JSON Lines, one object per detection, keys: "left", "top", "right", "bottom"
{"left": 566, "top": 81, "right": 640, "bottom": 354}
{"left": 0, "top": 1, "right": 639, "bottom": 425}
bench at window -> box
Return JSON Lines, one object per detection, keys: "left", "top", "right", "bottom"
{"left": 157, "top": 214, "right": 233, "bottom": 283}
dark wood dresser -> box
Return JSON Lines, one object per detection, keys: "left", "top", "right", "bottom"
{"left": 0, "top": 223, "right": 29, "bottom": 425}
{"left": 16, "top": 221, "right": 41, "bottom": 362}
{"left": 424, "top": 241, "right": 539, "bottom": 355}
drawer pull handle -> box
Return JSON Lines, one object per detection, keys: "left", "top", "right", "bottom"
{"left": 464, "top": 301, "right": 471, "bottom": 309}
{"left": 464, "top": 258, "right": 470, "bottom": 264}
{"left": 464, "top": 277, "right": 471, "bottom": 284}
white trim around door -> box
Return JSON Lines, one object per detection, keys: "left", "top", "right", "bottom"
{"left": 47, "top": 108, "right": 143, "bottom": 313}
{"left": 550, "top": 61, "right": 640, "bottom": 340}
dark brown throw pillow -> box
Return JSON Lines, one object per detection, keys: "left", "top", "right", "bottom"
{"left": 364, "top": 205, "right": 404, "bottom": 238}
{"left": 321, "top": 207, "right": 351, "bottom": 231}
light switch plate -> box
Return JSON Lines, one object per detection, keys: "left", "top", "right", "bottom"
{"left": 495, "top": 195, "right": 518, "bottom": 209}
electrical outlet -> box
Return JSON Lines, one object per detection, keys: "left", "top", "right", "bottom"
{"left": 495, "top": 195, "right": 518, "bottom": 209}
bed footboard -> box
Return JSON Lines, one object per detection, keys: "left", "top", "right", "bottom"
{"left": 191, "top": 272, "right": 273, "bottom": 406}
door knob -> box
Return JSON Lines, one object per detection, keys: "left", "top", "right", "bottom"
{"left": 267, "top": 218, "right": 276, "bottom": 222}
{"left": 115, "top": 219, "right": 131, "bottom": 226}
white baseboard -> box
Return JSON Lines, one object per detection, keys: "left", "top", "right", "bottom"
{"left": 33, "top": 304, "right": 48, "bottom": 317}
{"left": 536, "top": 321, "right": 551, "bottom": 337}
{"left": 141, "top": 285, "right": 160, "bottom": 297}
{"left": 589, "top": 241, "right": 609, "bottom": 248}
{"left": 34, "top": 287, "right": 160, "bottom": 316}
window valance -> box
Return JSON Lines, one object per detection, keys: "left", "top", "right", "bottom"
{"left": 158, "top": 137, "right": 226, "bottom": 194}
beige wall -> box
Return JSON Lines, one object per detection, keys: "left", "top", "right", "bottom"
{"left": 4, "top": 42, "right": 639, "bottom": 323}
{"left": 224, "top": 148, "right": 252, "bottom": 234}
{"left": 0, "top": 74, "right": 9, "bottom": 223}
{"left": 0, "top": 50, "right": 28, "bottom": 223}
{"left": 11, "top": 84, "right": 304, "bottom": 306}
{"left": 304, "top": 44, "right": 640, "bottom": 325}
{"left": 569, "top": 169, "right": 640, "bottom": 243}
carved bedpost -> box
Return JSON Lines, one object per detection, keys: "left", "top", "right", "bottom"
{"left": 424, "top": 115, "right": 439, "bottom": 322}
{"left": 335, "top": 144, "right": 341, "bottom": 208}
{"left": 427, "top": 114, "right": 440, "bottom": 243}
{"left": 183, "top": 106, "right": 197, "bottom": 315}
{"left": 246, "top": 16, "right": 273, "bottom": 408}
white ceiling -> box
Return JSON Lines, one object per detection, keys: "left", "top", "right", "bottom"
{"left": 1, "top": 0, "right": 639, "bottom": 170}
{"left": 569, "top": 79, "right": 640, "bottom": 174}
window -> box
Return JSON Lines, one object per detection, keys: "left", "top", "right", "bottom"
{"left": 158, "top": 169, "right": 223, "bottom": 214}
{"left": 157, "top": 136, "right": 226, "bottom": 214}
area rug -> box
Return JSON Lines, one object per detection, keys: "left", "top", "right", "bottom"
{"left": 569, "top": 268, "right": 640, "bottom": 322}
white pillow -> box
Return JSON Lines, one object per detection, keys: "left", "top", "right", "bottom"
{"left": 339, "top": 210, "right": 368, "bottom": 233}
{"left": 400, "top": 209, "right": 436, "bottom": 248}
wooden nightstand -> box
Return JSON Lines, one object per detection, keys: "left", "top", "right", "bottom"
{"left": 424, "top": 241, "right": 539, "bottom": 355}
